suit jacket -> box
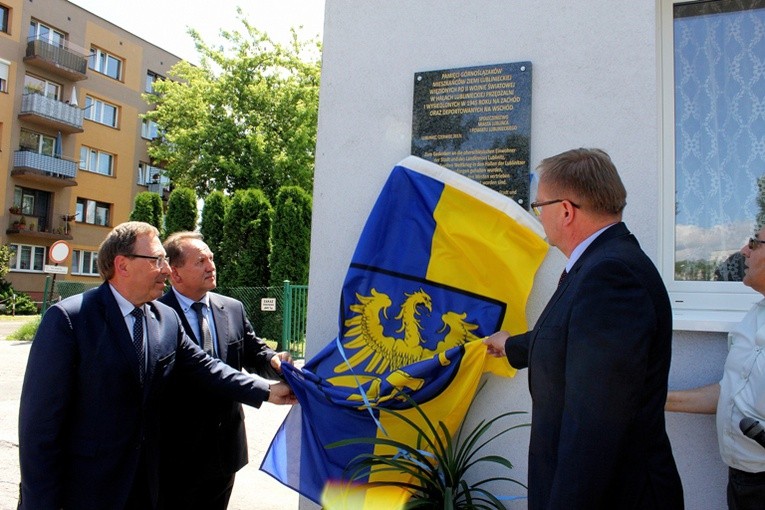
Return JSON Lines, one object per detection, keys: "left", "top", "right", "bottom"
{"left": 17, "top": 283, "right": 271, "bottom": 510}
{"left": 158, "top": 290, "right": 278, "bottom": 482}
{"left": 505, "top": 222, "right": 683, "bottom": 510}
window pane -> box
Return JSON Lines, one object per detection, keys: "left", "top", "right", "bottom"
{"left": 97, "top": 152, "right": 112, "bottom": 175}
{"left": 9, "top": 245, "right": 17, "bottom": 269}
{"left": 20, "top": 246, "right": 31, "bottom": 270}
{"left": 106, "top": 55, "right": 120, "bottom": 79}
{"left": 103, "top": 103, "right": 116, "bottom": 127}
{"left": 673, "top": 4, "right": 765, "bottom": 282}
{"left": 75, "top": 200, "right": 84, "bottom": 222}
{"left": 71, "top": 250, "right": 80, "bottom": 273}
{"left": 95, "top": 204, "right": 109, "bottom": 226}
{"left": 33, "top": 247, "right": 44, "bottom": 271}
{"left": 86, "top": 200, "right": 95, "bottom": 224}
{"left": 0, "top": 7, "right": 7, "bottom": 34}
{"left": 40, "top": 136, "right": 54, "bottom": 156}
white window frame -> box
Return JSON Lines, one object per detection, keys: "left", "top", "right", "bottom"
{"left": 28, "top": 20, "right": 65, "bottom": 47}
{"left": 88, "top": 46, "right": 123, "bottom": 81}
{"left": 84, "top": 95, "right": 119, "bottom": 128}
{"left": 79, "top": 145, "right": 114, "bottom": 176}
{"left": 9, "top": 243, "right": 46, "bottom": 272}
{"left": 145, "top": 70, "right": 163, "bottom": 93}
{"left": 141, "top": 118, "right": 158, "bottom": 140}
{"left": 660, "top": 0, "right": 764, "bottom": 331}
{"left": 24, "top": 73, "right": 61, "bottom": 100}
{"left": 76, "top": 198, "right": 111, "bottom": 226}
{"left": 0, "top": 59, "right": 9, "bottom": 93}
{"left": 20, "top": 128, "right": 55, "bottom": 156}
{"left": 71, "top": 249, "right": 99, "bottom": 276}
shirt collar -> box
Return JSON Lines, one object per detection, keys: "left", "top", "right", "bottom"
{"left": 109, "top": 283, "right": 144, "bottom": 318}
{"left": 565, "top": 222, "right": 617, "bottom": 272}
{"left": 172, "top": 287, "right": 209, "bottom": 311}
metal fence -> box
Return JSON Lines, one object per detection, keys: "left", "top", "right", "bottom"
{"left": 52, "top": 280, "right": 308, "bottom": 358}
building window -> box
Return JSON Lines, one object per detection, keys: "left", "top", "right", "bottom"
{"left": 0, "top": 59, "right": 9, "bottom": 93}
{"left": 661, "top": 0, "right": 765, "bottom": 317}
{"left": 24, "top": 73, "right": 61, "bottom": 100}
{"left": 88, "top": 47, "right": 123, "bottom": 80}
{"left": 84, "top": 95, "right": 119, "bottom": 128}
{"left": 0, "top": 5, "right": 9, "bottom": 34}
{"left": 141, "top": 119, "right": 158, "bottom": 139}
{"left": 28, "top": 20, "right": 65, "bottom": 47}
{"left": 138, "top": 162, "right": 169, "bottom": 187}
{"left": 79, "top": 146, "right": 114, "bottom": 176}
{"left": 145, "top": 70, "right": 163, "bottom": 93}
{"left": 9, "top": 244, "right": 46, "bottom": 272}
{"left": 19, "top": 129, "right": 55, "bottom": 156}
{"left": 71, "top": 250, "right": 99, "bottom": 276}
{"left": 13, "top": 186, "right": 51, "bottom": 231}
{"left": 76, "top": 198, "right": 111, "bottom": 226}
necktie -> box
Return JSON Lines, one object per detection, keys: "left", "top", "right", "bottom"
{"left": 130, "top": 307, "right": 145, "bottom": 382}
{"left": 191, "top": 302, "right": 213, "bottom": 355}
{"left": 558, "top": 269, "right": 568, "bottom": 287}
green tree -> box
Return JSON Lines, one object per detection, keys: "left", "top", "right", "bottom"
{"left": 269, "top": 185, "right": 312, "bottom": 286}
{"left": 130, "top": 191, "right": 164, "bottom": 231}
{"left": 144, "top": 13, "right": 321, "bottom": 202}
{"left": 219, "top": 189, "right": 273, "bottom": 286}
{"left": 0, "top": 244, "right": 11, "bottom": 280}
{"left": 200, "top": 190, "right": 229, "bottom": 258}
{"left": 164, "top": 187, "right": 198, "bottom": 236}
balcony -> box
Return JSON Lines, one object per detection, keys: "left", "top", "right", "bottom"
{"left": 18, "top": 93, "right": 84, "bottom": 134}
{"left": 12, "top": 150, "right": 78, "bottom": 187}
{"left": 24, "top": 38, "right": 88, "bottom": 82}
{"left": 6, "top": 212, "right": 73, "bottom": 240}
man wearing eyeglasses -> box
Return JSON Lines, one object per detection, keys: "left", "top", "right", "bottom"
{"left": 666, "top": 231, "right": 765, "bottom": 510}
{"left": 157, "top": 231, "right": 292, "bottom": 510}
{"left": 17, "top": 221, "right": 296, "bottom": 510}
{"left": 484, "top": 148, "right": 683, "bottom": 509}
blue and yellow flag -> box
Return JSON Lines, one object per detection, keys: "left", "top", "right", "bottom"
{"left": 261, "top": 156, "right": 548, "bottom": 505}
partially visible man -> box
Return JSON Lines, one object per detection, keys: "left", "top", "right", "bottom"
{"left": 158, "top": 231, "right": 291, "bottom": 510}
{"left": 667, "top": 228, "right": 765, "bottom": 510}
{"left": 17, "top": 222, "right": 295, "bottom": 510}
{"left": 484, "top": 148, "right": 683, "bottom": 509}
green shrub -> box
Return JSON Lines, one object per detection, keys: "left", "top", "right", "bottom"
{"left": 0, "top": 281, "right": 39, "bottom": 315}
{"left": 7, "top": 316, "right": 41, "bottom": 341}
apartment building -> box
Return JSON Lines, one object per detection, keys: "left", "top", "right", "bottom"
{"left": 0, "top": 0, "right": 179, "bottom": 301}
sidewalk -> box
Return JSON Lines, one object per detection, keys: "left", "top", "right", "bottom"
{"left": 0, "top": 318, "right": 299, "bottom": 510}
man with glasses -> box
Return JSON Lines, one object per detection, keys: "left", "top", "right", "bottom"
{"left": 17, "top": 221, "right": 296, "bottom": 510}
{"left": 666, "top": 229, "right": 765, "bottom": 510}
{"left": 158, "top": 231, "right": 292, "bottom": 510}
{"left": 484, "top": 148, "right": 683, "bottom": 509}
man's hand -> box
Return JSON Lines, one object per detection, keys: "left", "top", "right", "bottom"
{"left": 270, "top": 351, "right": 293, "bottom": 373}
{"left": 267, "top": 381, "right": 297, "bottom": 405}
{"left": 483, "top": 331, "right": 510, "bottom": 358}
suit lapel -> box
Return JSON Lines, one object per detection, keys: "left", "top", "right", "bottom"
{"left": 528, "top": 223, "right": 630, "bottom": 354}
{"left": 209, "top": 294, "right": 228, "bottom": 360}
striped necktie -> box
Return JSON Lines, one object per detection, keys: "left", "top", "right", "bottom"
{"left": 130, "top": 307, "right": 145, "bottom": 382}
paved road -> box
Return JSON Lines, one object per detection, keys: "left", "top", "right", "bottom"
{"left": 0, "top": 318, "right": 299, "bottom": 510}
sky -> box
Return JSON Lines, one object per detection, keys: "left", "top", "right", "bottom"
{"left": 68, "top": 0, "right": 325, "bottom": 64}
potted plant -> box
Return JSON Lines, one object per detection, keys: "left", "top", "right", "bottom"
{"left": 17, "top": 216, "right": 26, "bottom": 230}
{"left": 8, "top": 206, "right": 21, "bottom": 215}
{"left": 327, "top": 382, "right": 528, "bottom": 509}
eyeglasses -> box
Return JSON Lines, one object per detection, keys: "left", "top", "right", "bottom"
{"left": 127, "top": 253, "right": 170, "bottom": 268}
{"left": 749, "top": 238, "right": 765, "bottom": 250}
{"left": 529, "top": 198, "right": 581, "bottom": 217}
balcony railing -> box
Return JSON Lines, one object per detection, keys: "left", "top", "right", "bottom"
{"left": 24, "top": 38, "right": 88, "bottom": 81}
{"left": 12, "top": 150, "right": 78, "bottom": 186}
{"left": 19, "top": 93, "right": 84, "bottom": 133}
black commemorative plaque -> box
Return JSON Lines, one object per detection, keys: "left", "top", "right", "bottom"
{"left": 411, "top": 62, "right": 532, "bottom": 207}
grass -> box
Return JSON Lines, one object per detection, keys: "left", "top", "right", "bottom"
{"left": 5, "top": 315, "right": 41, "bottom": 341}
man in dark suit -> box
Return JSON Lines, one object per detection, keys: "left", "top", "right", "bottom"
{"left": 17, "top": 221, "right": 296, "bottom": 510}
{"left": 484, "top": 148, "right": 683, "bottom": 509}
{"left": 158, "top": 231, "right": 292, "bottom": 510}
